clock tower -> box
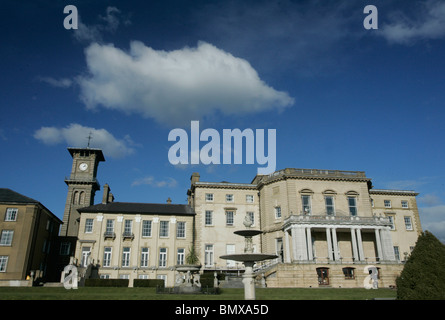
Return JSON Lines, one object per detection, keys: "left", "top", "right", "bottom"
{"left": 60, "top": 147, "right": 105, "bottom": 237}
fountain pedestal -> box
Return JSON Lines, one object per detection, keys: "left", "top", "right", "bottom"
{"left": 220, "top": 223, "right": 277, "bottom": 300}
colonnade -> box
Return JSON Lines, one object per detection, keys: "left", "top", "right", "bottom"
{"left": 283, "top": 224, "right": 396, "bottom": 263}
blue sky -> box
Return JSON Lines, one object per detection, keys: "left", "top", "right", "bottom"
{"left": 1, "top": 0, "right": 445, "bottom": 242}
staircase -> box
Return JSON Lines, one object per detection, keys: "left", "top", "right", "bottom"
{"left": 219, "top": 275, "right": 244, "bottom": 288}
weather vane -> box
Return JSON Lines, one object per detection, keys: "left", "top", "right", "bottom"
{"left": 87, "top": 131, "right": 93, "bottom": 148}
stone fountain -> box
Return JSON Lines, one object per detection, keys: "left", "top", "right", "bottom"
{"left": 174, "top": 264, "right": 202, "bottom": 293}
{"left": 220, "top": 215, "right": 277, "bottom": 300}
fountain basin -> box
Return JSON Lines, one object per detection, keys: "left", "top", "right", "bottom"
{"left": 234, "top": 230, "right": 263, "bottom": 237}
{"left": 175, "top": 265, "right": 201, "bottom": 272}
{"left": 220, "top": 254, "right": 277, "bottom": 262}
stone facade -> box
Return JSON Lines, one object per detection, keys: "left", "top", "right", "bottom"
{"left": 0, "top": 189, "right": 62, "bottom": 283}
{"left": 75, "top": 200, "right": 195, "bottom": 287}
{"left": 188, "top": 168, "right": 421, "bottom": 288}
{"left": 68, "top": 147, "right": 421, "bottom": 288}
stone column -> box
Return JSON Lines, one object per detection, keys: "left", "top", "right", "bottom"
{"left": 284, "top": 229, "right": 291, "bottom": 263}
{"left": 291, "top": 227, "right": 298, "bottom": 261}
{"left": 374, "top": 228, "right": 383, "bottom": 262}
{"left": 326, "top": 227, "right": 333, "bottom": 261}
{"left": 380, "top": 227, "right": 396, "bottom": 261}
{"left": 295, "top": 226, "right": 308, "bottom": 261}
{"left": 306, "top": 227, "right": 313, "bottom": 261}
{"left": 356, "top": 228, "right": 365, "bottom": 261}
{"left": 350, "top": 228, "right": 359, "bottom": 262}
{"left": 331, "top": 227, "right": 339, "bottom": 261}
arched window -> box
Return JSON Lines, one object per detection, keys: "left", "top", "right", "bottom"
{"left": 79, "top": 191, "right": 85, "bottom": 204}
{"left": 299, "top": 189, "right": 313, "bottom": 215}
{"left": 73, "top": 191, "right": 79, "bottom": 204}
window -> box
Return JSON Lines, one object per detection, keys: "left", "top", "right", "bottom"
{"left": 371, "top": 198, "right": 374, "bottom": 207}
{"left": 105, "top": 219, "right": 114, "bottom": 233}
{"left": 60, "top": 242, "right": 71, "bottom": 255}
{"left": 142, "top": 220, "right": 152, "bottom": 237}
{"left": 205, "top": 244, "right": 214, "bottom": 267}
{"left": 0, "top": 256, "right": 8, "bottom": 272}
{"left": 5, "top": 208, "right": 18, "bottom": 221}
{"left": 124, "top": 220, "right": 132, "bottom": 236}
{"left": 302, "top": 195, "right": 311, "bottom": 214}
{"left": 276, "top": 238, "right": 283, "bottom": 262}
{"left": 226, "top": 211, "right": 234, "bottom": 226}
{"left": 81, "top": 247, "right": 91, "bottom": 267}
{"left": 388, "top": 216, "right": 395, "bottom": 230}
{"left": 205, "top": 210, "right": 213, "bottom": 226}
{"left": 84, "top": 218, "right": 94, "bottom": 233}
{"left": 226, "top": 194, "right": 234, "bottom": 202}
{"left": 348, "top": 197, "right": 357, "bottom": 216}
{"left": 404, "top": 217, "right": 413, "bottom": 230}
{"left": 226, "top": 244, "right": 236, "bottom": 267}
{"left": 247, "top": 212, "right": 255, "bottom": 226}
{"left": 394, "top": 246, "right": 400, "bottom": 261}
{"left": 160, "top": 221, "right": 169, "bottom": 237}
{"left": 0, "top": 230, "right": 13, "bottom": 246}
{"left": 122, "top": 247, "right": 131, "bottom": 267}
{"left": 141, "top": 248, "right": 149, "bottom": 267}
{"left": 246, "top": 195, "right": 254, "bottom": 203}
{"left": 205, "top": 193, "right": 214, "bottom": 202}
{"left": 343, "top": 267, "right": 355, "bottom": 279}
{"left": 384, "top": 200, "right": 391, "bottom": 208}
{"left": 316, "top": 267, "right": 329, "bottom": 285}
{"left": 159, "top": 248, "right": 167, "bottom": 267}
{"left": 325, "top": 196, "right": 335, "bottom": 216}
{"left": 177, "top": 222, "right": 186, "bottom": 238}
{"left": 177, "top": 248, "right": 185, "bottom": 265}
{"left": 401, "top": 200, "right": 409, "bottom": 208}
{"left": 275, "top": 206, "right": 281, "bottom": 219}
{"left": 103, "top": 247, "right": 112, "bottom": 267}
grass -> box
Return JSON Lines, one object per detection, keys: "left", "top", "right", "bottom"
{"left": 0, "top": 287, "right": 397, "bottom": 300}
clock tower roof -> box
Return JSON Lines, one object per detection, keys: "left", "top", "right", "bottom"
{"left": 67, "top": 147, "right": 105, "bottom": 162}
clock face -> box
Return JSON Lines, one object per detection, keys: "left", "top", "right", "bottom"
{"left": 79, "top": 162, "right": 88, "bottom": 171}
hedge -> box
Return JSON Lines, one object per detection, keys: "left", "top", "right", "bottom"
{"left": 85, "top": 279, "right": 129, "bottom": 287}
{"left": 133, "top": 279, "right": 165, "bottom": 288}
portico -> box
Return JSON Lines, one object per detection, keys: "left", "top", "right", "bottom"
{"left": 282, "top": 215, "right": 396, "bottom": 264}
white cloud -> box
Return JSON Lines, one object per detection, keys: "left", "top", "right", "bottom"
{"left": 380, "top": 0, "right": 445, "bottom": 44}
{"left": 34, "top": 123, "right": 136, "bottom": 158}
{"left": 422, "top": 220, "right": 445, "bottom": 243}
{"left": 73, "top": 6, "right": 130, "bottom": 44}
{"left": 419, "top": 193, "right": 442, "bottom": 206}
{"left": 37, "top": 76, "right": 73, "bottom": 88}
{"left": 76, "top": 41, "right": 294, "bottom": 126}
{"left": 131, "top": 176, "right": 177, "bottom": 188}
{"left": 419, "top": 205, "right": 445, "bottom": 243}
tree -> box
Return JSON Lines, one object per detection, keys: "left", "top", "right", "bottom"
{"left": 396, "top": 231, "right": 445, "bottom": 299}
{"left": 185, "top": 246, "right": 200, "bottom": 265}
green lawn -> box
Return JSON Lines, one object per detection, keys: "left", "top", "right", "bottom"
{"left": 0, "top": 287, "right": 396, "bottom": 300}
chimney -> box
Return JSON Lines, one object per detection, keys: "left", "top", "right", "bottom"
{"left": 166, "top": 197, "right": 172, "bottom": 204}
{"left": 102, "top": 183, "right": 110, "bottom": 204}
{"left": 190, "top": 172, "right": 200, "bottom": 185}
{"left": 108, "top": 192, "right": 114, "bottom": 203}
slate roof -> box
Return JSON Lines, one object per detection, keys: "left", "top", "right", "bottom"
{"left": 0, "top": 188, "right": 39, "bottom": 203}
{"left": 0, "top": 188, "right": 62, "bottom": 223}
{"left": 78, "top": 202, "right": 195, "bottom": 216}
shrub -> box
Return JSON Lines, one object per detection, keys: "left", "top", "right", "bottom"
{"left": 133, "top": 279, "right": 165, "bottom": 288}
{"left": 200, "top": 272, "right": 225, "bottom": 288}
{"left": 85, "top": 278, "right": 129, "bottom": 287}
{"left": 396, "top": 231, "right": 445, "bottom": 299}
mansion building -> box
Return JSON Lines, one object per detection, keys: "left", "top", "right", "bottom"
{"left": 62, "top": 147, "right": 422, "bottom": 288}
